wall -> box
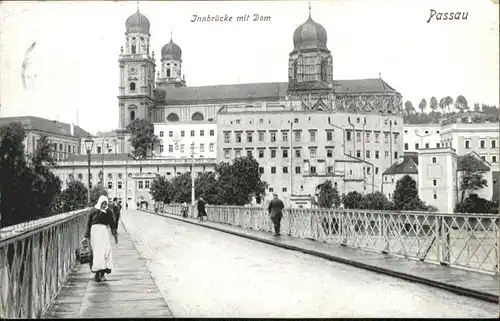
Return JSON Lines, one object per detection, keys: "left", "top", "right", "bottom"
{"left": 403, "top": 124, "right": 442, "bottom": 152}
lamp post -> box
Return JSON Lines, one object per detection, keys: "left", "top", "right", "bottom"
{"left": 190, "top": 142, "right": 196, "bottom": 206}
{"left": 84, "top": 136, "right": 95, "bottom": 205}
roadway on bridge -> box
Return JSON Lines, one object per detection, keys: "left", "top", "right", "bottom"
{"left": 121, "top": 209, "right": 497, "bottom": 318}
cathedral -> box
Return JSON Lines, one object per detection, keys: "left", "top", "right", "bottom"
{"left": 115, "top": 6, "right": 404, "bottom": 206}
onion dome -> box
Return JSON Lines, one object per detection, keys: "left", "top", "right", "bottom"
{"left": 292, "top": 14, "right": 328, "bottom": 51}
{"left": 161, "top": 39, "right": 182, "bottom": 60}
{"left": 125, "top": 10, "right": 150, "bottom": 34}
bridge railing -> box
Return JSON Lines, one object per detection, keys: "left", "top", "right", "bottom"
{"left": 0, "top": 208, "right": 92, "bottom": 319}
{"left": 159, "top": 204, "right": 499, "bottom": 275}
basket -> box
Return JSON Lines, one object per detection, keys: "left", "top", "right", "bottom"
{"left": 75, "top": 238, "right": 93, "bottom": 265}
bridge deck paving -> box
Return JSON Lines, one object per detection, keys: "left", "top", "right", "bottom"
{"left": 43, "top": 221, "right": 173, "bottom": 319}
{"left": 151, "top": 210, "right": 499, "bottom": 304}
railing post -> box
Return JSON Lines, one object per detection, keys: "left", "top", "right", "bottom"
{"left": 381, "top": 213, "right": 389, "bottom": 254}
{"left": 440, "top": 216, "right": 450, "bottom": 264}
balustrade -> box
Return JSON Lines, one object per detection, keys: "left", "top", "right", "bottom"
{"left": 0, "top": 208, "right": 91, "bottom": 318}
{"left": 159, "top": 204, "right": 499, "bottom": 275}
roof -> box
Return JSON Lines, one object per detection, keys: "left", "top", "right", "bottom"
{"left": 383, "top": 155, "right": 419, "bottom": 175}
{"left": 0, "top": 116, "right": 91, "bottom": 138}
{"left": 155, "top": 78, "right": 399, "bottom": 105}
{"left": 457, "top": 155, "right": 490, "bottom": 171}
{"left": 64, "top": 153, "right": 135, "bottom": 162}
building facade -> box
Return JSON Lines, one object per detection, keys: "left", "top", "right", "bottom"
{"left": 0, "top": 116, "right": 90, "bottom": 161}
{"left": 53, "top": 154, "right": 216, "bottom": 209}
{"left": 381, "top": 153, "right": 418, "bottom": 200}
{"left": 403, "top": 124, "right": 442, "bottom": 152}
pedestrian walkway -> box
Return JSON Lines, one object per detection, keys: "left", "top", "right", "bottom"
{"left": 44, "top": 222, "right": 173, "bottom": 319}
{"left": 147, "top": 210, "right": 499, "bottom": 304}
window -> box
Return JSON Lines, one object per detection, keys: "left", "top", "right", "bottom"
{"left": 385, "top": 151, "right": 389, "bottom": 158}
{"left": 283, "top": 149, "right": 289, "bottom": 158}
{"left": 310, "top": 149, "right": 317, "bottom": 158}
{"left": 258, "top": 149, "right": 264, "bottom": 158}
{"left": 375, "top": 167, "right": 379, "bottom": 175}
{"left": 282, "top": 132, "right": 288, "bottom": 142}
{"left": 118, "top": 181, "right": 123, "bottom": 189}
{"left": 210, "top": 129, "right": 214, "bottom": 136}
{"left": 356, "top": 132, "right": 361, "bottom": 142}
{"left": 295, "top": 149, "right": 301, "bottom": 158}
{"left": 480, "top": 140, "right": 485, "bottom": 148}
{"left": 259, "top": 167, "right": 264, "bottom": 174}
{"left": 259, "top": 119, "right": 263, "bottom": 124}
{"left": 269, "top": 187, "right": 274, "bottom": 192}
{"left": 209, "top": 143, "right": 214, "bottom": 152}
{"left": 394, "top": 152, "right": 398, "bottom": 159}
{"left": 433, "top": 193, "right": 437, "bottom": 199}
{"left": 327, "top": 166, "right": 333, "bottom": 174}
{"left": 432, "top": 157, "right": 437, "bottom": 164}
{"left": 492, "top": 155, "right": 497, "bottom": 163}
{"left": 492, "top": 140, "right": 497, "bottom": 148}
{"left": 481, "top": 155, "right": 486, "bottom": 161}
{"left": 200, "top": 144, "right": 205, "bottom": 152}
{"left": 129, "top": 82, "right": 136, "bottom": 91}
{"left": 295, "top": 166, "right": 301, "bottom": 174}
{"left": 356, "top": 150, "right": 361, "bottom": 158}
{"left": 97, "top": 146, "right": 102, "bottom": 154}
{"left": 181, "top": 130, "right": 185, "bottom": 137}
{"left": 224, "top": 150, "right": 230, "bottom": 158}
{"left": 138, "top": 181, "right": 144, "bottom": 189}
{"left": 415, "top": 143, "right": 419, "bottom": 150}
{"left": 180, "top": 144, "right": 185, "bottom": 153}
{"left": 271, "top": 132, "right": 276, "bottom": 142}
{"left": 271, "top": 149, "right": 276, "bottom": 158}
{"left": 168, "top": 131, "right": 173, "bottom": 137}
{"left": 366, "top": 150, "right": 371, "bottom": 159}
{"left": 404, "top": 143, "right": 408, "bottom": 150}
{"left": 200, "top": 130, "right": 204, "bottom": 137}
{"left": 247, "top": 150, "right": 252, "bottom": 157}
{"left": 271, "top": 167, "right": 276, "bottom": 174}
{"left": 375, "top": 151, "right": 380, "bottom": 159}
{"left": 131, "top": 44, "right": 136, "bottom": 54}
{"left": 247, "top": 132, "right": 252, "bottom": 142}
{"left": 294, "top": 131, "right": 301, "bottom": 142}
{"left": 375, "top": 133, "right": 380, "bottom": 143}
{"left": 425, "top": 143, "right": 429, "bottom": 148}
{"left": 235, "top": 150, "right": 241, "bottom": 158}
{"left": 236, "top": 132, "right": 242, "bottom": 143}
{"left": 191, "top": 130, "right": 195, "bottom": 137}
{"left": 224, "top": 132, "right": 230, "bottom": 143}
{"left": 326, "top": 131, "right": 333, "bottom": 141}
{"left": 366, "top": 132, "right": 371, "bottom": 142}
{"left": 346, "top": 131, "right": 352, "bottom": 141}
{"left": 327, "top": 149, "right": 333, "bottom": 157}
{"left": 235, "top": 119, "right": 241, "bottom": 124}
{"left": 259, "top": 132, "right": 265, "bottom": 141}
{"left": 384, "top": 133, "right": 389, "bottom": 143}
{"left": 433, "top": 179, "right": 437, "bottom": 186}
{"left": 436, "top": 143, "right": 440, "bottom": 148}
{"left": 167, "top": 145, "right": 173, "bottom": 152}
{"left": 160, "top": 145, "right": 164, "bottom": 153}
{"left": 145, "top": 181, "right": 150, "bottom": 189}
{"left": 282, "top": 187, "right": 287, "bottom": 192}
{"left": 310, "top": 131, "right": 316, "bottom": 142}
{"left": 283, "top": 166, "right": 288, "bottom": 174}
{"left": 310, "top": 166, "right": 317, "bottom": 174}
{"left": 366, "top": 167, "right": 371, "bottom": 175}
{"left": 294, "top": 118, "right": 298, "bottom": 123}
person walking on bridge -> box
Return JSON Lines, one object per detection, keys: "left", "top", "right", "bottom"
{"left": 197, "top": 197, "right": 208, "bottom": 222}
{"left": 84, "top": 195, "right": 118, "bottom": 282}
{"left": 268, "top": 193, "right": 285, "bottom": 236}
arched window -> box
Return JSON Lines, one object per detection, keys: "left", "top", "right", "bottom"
{"left": 167, "top": 113, "right": 179, "bottom": 122}
{"left": 131, "top": 44, "right": 136, "bottom": 54}
{"left": 130, "top": 110, "right": 136, "bottom": 121}
{"left": 167, "top": 69, "right": 171, "bottom": 77}
{"left": 191, "top": 112, "right": 204, "bottom": 121}
{"left": 108, "top": 181, "right": 113, "bottom": 189}
{"left": 78, "top": 173, "right": 83, "bottom": 180}
{"left": 130, "top": 82, "right": 136, "bottom": 91}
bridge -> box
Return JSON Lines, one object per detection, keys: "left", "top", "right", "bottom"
{"left": 1, "top": 206, "right": 499, "bottom": 318}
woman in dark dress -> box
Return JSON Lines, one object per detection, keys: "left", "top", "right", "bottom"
{"left": 84, "top": 195, "right": 118, "bottom": 282}
{"left": 197, "top": 197, "right": 208, "bottom": 221}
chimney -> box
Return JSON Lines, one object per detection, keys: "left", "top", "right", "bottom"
{"left": 70, "top": 123, "right": 75, "bottom": 136}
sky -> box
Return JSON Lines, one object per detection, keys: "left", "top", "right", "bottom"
{"left": 1, "top": 0, "right": 498, "bottom": 135}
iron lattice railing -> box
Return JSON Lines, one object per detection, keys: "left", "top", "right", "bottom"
{"left": 159, "top": 204, "right": 499, "bottom": 275}
{"left": 0, "top": 208, "right": 91, "bottom": 319}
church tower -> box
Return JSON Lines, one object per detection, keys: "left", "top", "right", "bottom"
{"left": 156, "top": 36, "right": 186, "bottom": 88}
{"left": 118, "top": 8, "right": 156, "bottom": 130}
{"left": 287, "top": 6, "right": 334, "bottom": 111}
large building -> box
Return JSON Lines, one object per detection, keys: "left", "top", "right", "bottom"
{"left": 403, "top": 124, "right": 442, "bottom": 152}
{"left": 0, "top": 116, "right": 90, "bottom": 161}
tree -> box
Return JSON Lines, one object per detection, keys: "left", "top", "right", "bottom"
{"left": 360, "top": 192, "right": 393, "bottom": 210}
{"left": 393, "top": 175, "right": 427, "bottom": 211}
{"left": 418, "top": 98, "right": 427, "bottom": 114}
{"left": 150, "top": 175, "right": 175, "bottom": 204}
{"left": 439, "top": 97, "right": 447, "bottom": 115}
{"left": 473, "top": 102, "right": 481, "bottom": 112}
{"left": 455, "top": 195, "right": 498, "bottom": 214}
{"left": 429, "top": 96, "right": 438, "bottom": 114}
{"left": 89, "top": 184, "right": 108, "bottom": 205}
{"left": 126, "top": 119, "right": 160, "bottom": 159}
{"left": 317, "top": 180, "right": 341, "bottom": 208}
{"left": 458, "top": 154, "right": 488, "bottom": 203}
{"left": 170, "top": 172, "right": 192, "bottom": 204}
{"left": 404, "top": 101, "right": 415, "bottom": 117}
{"left": 342, "top": 191, "right": 363, "bottom": 209}
{"left": 444, "top": 96, "right": 454, "bottom": 114}
{"left": 455, "top": 95, "right": 469, "bottom": 113}
{"left": 55, "top": 180, "right": 88, "bottom": 213}
{"left": 195, "top": 172, "right": 219, "bottom": 205}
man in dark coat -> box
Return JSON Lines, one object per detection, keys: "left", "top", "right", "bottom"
{"left": 268, "top": 193, "right": 285, "bottom": 236}
{"left": 109, "top": 197, "right": 121, "bottom": 227}
{"left": 197, "top": 197, "right": 208, "bottom": 222}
